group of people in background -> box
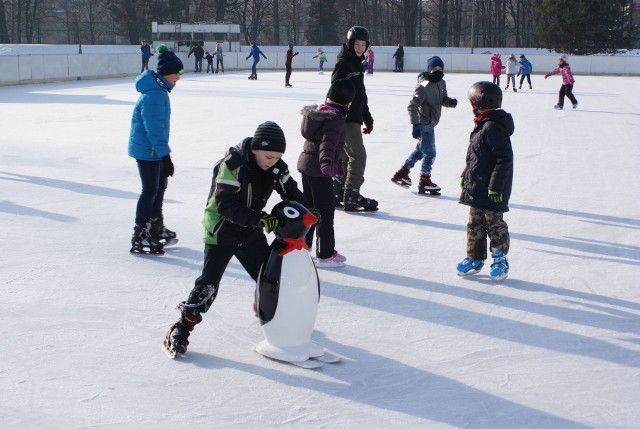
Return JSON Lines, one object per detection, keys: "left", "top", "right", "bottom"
{"left": 130, "top": 30, "right": 589, "bottom": 357}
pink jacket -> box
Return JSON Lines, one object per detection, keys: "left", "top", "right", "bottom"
{"left": 366, "top": 49, "right": 374, "bottom": 62}
{"left": 490, "top": 55, "right": 505, "bottom": 77}
{"left": 545, "top": 64, "right": 575, "bottom": 85}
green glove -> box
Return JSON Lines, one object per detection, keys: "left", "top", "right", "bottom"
{"left": 259, "top": 213, "right": 279, "bottom": 233}
{"left": 459, "top": 176, "right": 464, "bottom": 189}
{"left": 488, "top": 189, "right": 503, "bottom": 203}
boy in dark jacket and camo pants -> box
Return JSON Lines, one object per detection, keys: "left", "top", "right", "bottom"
{"left": 457, "top": 82, "right": 514, "bottom": 281}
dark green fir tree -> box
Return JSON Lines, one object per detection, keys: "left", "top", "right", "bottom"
{"left": 306, "top": 0, "right": 340, "bottom": 45}
{"left": 533, "top": 0, "right": 635, "bottom": 54}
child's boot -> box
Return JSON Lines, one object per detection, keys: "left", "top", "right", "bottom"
{"left": 164, "top": 304, "right": 203, "bottom": 356}
{"left": 489, "top": 249, "right": 509, "bottom": 281}
{"left": 418, "top": 174, "right": 441, "bottom": 194}
{"left": 391, "top": 166, "right": 412, "bottom": 188}
{"left": 130, "top": 222, "right": 164, "bottom": 254}
{"left": 150, "top": 216, "right": 178, "bottom": 246}
{"left": 457, "top": 258, "right": 484, "bottom": 276}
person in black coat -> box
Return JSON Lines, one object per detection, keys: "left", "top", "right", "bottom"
{"left": 393, "top": 44, "right": 404, "bottom": 72}
{"left": 330, "top": 26, "right": 378, "bottom": 212}
{"left": 457, "top": 82, "right": 514, "bottom": 281}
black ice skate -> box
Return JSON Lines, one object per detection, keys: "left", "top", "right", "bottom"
{"left": 343, "top": 188, "right": 379, "bottom": 212}
{"left": 418, "top": 174, "right": 441, "bottom": 195}
{"left": 391, "top": 166, "right": 412, "bottom": 188}
{"left": 130, "top": 222, "right": 164, "bottom": 255}
{"left": 163, "top": 305, "right": 202, "bottom": 358}
{"left": 150, "top": 217, "right": 178, "bottom": 246}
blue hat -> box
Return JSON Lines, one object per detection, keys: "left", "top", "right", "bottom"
{"left": 156, "top": 44, "right": 184, "bottom": 76}
{"left": 426, "top": 56, "right": 445, "bottom": 72}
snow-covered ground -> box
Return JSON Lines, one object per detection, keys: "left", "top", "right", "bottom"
{"left": 1, "top": 69, "right": 639, "bottom": 428}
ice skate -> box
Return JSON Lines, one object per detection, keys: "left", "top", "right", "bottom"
{"left": 163, "top": 305, "right": 202, "bottom": 357}
{"left": 130, "top": 222, "right": 164, "bottom": 255}
{"left": 554, "top": 104, "right": 563, "bottom": 110}
{"left": 343, "top": 188, "right": 378, "bottom": 212}
{"left": 417, "top": 174, "right": 441, "bottom": 195}
{"left": 489, "top": 249, "right": 509, "bottom": 281}
{"left": 456, "top": 258, "right": 484, "bottom": 276}
{"left": 391, "top": 166, "right": 412, "bottom": 188}
{"left": 150, "top": 217, "right": 178, "bottom": 246}
{"left": 572, "top": 103, "right": 578, "bottom": 109}
{"left": 513, "top": 87, "right": 517, "bottom": 92}
{"left": 315, "top": 251, "right": 346, "bottom": 269}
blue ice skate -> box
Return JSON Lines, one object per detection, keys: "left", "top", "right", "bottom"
{"left": 456, "top": 258, "right": 484, "bottom": 276}
{"left": 489, "top": 249, "right": 509, "bottom": 281}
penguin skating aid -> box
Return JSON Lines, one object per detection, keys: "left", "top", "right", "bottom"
{"left": 254, "top": 201, "right": 340, "bottom": 367}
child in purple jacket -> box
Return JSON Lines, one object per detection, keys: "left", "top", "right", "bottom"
{"left": 545, "top": 55, "right": 578, "bottom": 110}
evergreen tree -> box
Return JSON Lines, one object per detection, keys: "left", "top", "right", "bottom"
{"left": 533, "top": 0, "right": 635, "bottom": 54}
{"left": 305, "top": 0, "right": 340, "bottom": 45}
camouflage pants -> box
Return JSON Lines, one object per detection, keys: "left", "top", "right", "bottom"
{"left": 466, "top": 207, "right": 510, "bottom": 260}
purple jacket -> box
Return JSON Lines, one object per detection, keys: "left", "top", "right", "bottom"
{"left": 297, "top": 103, "right": 348, "bottom": 178}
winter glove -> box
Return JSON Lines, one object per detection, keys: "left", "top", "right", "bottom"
{"left": 459, "top": 176, "right": 464, "bottom": 189}
{"left": 362, "top": 123, "right": 373, "bottom": 135}
{"left": 320, "top": 157, "right": 335, "bottom": 177}
{"left": 451, "top": 99, "right": 458, "bottom": 108}
{"left": 259, "top": 212, "right": 279, "bottom": 234}
{"left": 488, "top": 189, "right": 503, "bottom": 203}
{"left": 544, "top": 73, "right": 550, "bottom": 79}
{"left": 246, "top": 56, "right": 250, "bottom": 60}
{"left": 412, "top": 124, "right": 421, "bottom": 139}
{"left": 162, "top": 155, "right": 174, "bottom": 177}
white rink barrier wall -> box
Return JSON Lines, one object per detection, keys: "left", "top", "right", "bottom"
{"left": 1, "top": 44, "right": 639, "bottom": 85}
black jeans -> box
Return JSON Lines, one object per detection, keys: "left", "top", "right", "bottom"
{"left": 135, "top": 159, "right": 168, "bottom": 225}
{"left": 302, "top": 173, "right": 337, "bottom": 259}
{"left": 186, "top": 238, "right": 269, "bottom": 313}
{"left": 558, "top": 84, "right": 577, "bottom": 107}
{"left": 285, "top": 64, "right": 292, "bottom": 85}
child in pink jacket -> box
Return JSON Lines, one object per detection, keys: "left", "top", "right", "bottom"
{"left": 545, "top": 55, "right": 578, "bottom": 110}
{"left": 490, "top": 53, "right": 505, "bottom": 86}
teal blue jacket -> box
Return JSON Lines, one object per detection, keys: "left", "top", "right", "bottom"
{"left": 128, "top": 70, "right": 173, "bottom": 161}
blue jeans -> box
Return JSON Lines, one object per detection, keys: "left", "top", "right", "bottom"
{"left": 135, "top": 159, "right": 168, "bottom": 225}
{"left": 404, "top": 124, "right": 436, "bottom": 176}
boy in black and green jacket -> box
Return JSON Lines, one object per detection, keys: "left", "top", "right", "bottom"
{"left": 164, "top": 121, "right": 307, "bottom": 357}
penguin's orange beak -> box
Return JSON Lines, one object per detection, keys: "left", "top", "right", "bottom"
{"left": 303, "top": 212, "right": 318, "bottom": 227}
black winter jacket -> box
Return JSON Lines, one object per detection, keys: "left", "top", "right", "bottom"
{"left": 331, "top": 44, "right": 373, "bottom": 127}
{"left": 459, "top": 109, "right": 514, "bottom": 212}
{"left": 297, "top": 102, "right": 348, "bottom": 178}
{"left": 202, "top": 138, "right": 307, "bottom": 245}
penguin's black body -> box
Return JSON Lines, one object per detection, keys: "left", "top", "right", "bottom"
{"left": 255, "top": 201, "right": 323, "bottom": 363}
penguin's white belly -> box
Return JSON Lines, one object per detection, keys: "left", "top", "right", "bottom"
{"left": 258, "top": 250, "right": 319, "bottom": 361}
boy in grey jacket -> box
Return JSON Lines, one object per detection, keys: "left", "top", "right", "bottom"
{"left": 391, "top": 56, "right": 457, "bottom": 194}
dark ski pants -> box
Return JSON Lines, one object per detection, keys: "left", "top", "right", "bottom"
{"left": 558, "top": 84, "right": 577, "bottom": 107}
{"left": 285, "top": 64, "right": 292, "bottom": 85}
{"left": 466, "top": 206, "right": 510, "bottom": 261}
{"left": 301, "top": 173, "right": 337, "bottom": 259}
{"left": 216, "top": 59, "right": 224, "bottom": 73}
{"left": 519, "top": 74, "right": 531, "bottom": 87}
{"left": 492, "top": 75, "right": 501, "bottom": 86}
{"left": 135, "top": 159, "right": 168, "bottom": 226}
{"left": 185, "top": 238, "right": 269, "bottom": 314}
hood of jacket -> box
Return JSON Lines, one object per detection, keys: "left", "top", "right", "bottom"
{"left": 300, "top": 103, "right": 347, "bottom": 141}
{"left": 135, "top": 70, "right": 174, "bottom": 94}
{"left": 476, "top": 109, "right": 515, "bottom": 136}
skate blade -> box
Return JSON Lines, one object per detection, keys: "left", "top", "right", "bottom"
{"left": 343, "top": 206, "right": 379, "bottom": 213}
{"left": 457, "top": 268, "right": 482, "bottom": 277}
{"left": 130, "top": 247, "right": 165, "bottom": 255}
{"left": 160, "top": 238, "right": 179, "bottom": 247}
{"left": 163, "top": 339, "right": 179, "bottom": 358}
{"left": 391, "top": 179, "right": 411, "bottom": 188}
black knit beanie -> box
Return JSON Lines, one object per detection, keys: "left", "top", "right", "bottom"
{"left": 327, "top": 78, "right": 356, "bottom": 105}
{"left": 156, "top": 44, "right": 184, "bottom": 76}
{"left": 250, "top": 121, "right": 286, "bottom": 153}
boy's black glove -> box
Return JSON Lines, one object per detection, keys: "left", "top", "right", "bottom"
{"left": 162, "top": 155, "right": 174, "bottom": 177}
{"left": 412, "top": 124, "right": 420, "bottom": 139}
{"left": 259, "top": 212, "right": 279, "bottom": 233}
{"left": 451, "top": 98, "right": 458, "bottom": 108}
